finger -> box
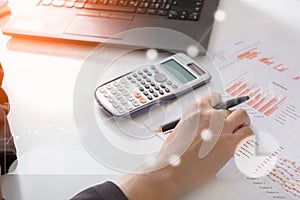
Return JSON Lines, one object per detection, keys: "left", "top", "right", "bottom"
{"left": 224, "top": 110, "right": 231, "bottom": 118}
{"left": 199, "top": 93, "right": 223, "bottom": 108}
{"left": 225, "top": 108, "right": 250, "bottom": 133}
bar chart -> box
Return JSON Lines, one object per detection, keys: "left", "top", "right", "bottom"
{"left": 225, "top": 80, "right": 286, "bottom": 116}
{"left": 236, "top": 48, "right": 290, "bottom": 73}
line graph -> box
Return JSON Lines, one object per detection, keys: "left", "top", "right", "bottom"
{"left": 267, "top": 157, "right": 300, "bottom": 198}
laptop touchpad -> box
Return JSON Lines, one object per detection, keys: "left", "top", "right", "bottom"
{"left": 64, "top": 15, "right": 130, "bottom": 39}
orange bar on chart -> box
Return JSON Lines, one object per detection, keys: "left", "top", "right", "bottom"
{"left": 247, "top": 93, "right": 262, "bottom": 106}
{"left": 226, "top": 81, "right": 242, "bottom": 94}
{"left": 258, "top": 97, "right": 278, "bottom": 113}
{"left": 264, "top": 97, "right": 287, "bottom": 116}
{"left": 238, "top": 86, "right": 254, "bottom": 97}
{"left": 253, "top": 96, "right": 267, "bottom": 109}
{"left": 231, "top": 82, "right": 249, "bottom": 97}
{"left": 237, "top": 48, "right": 257, "bottom": 59}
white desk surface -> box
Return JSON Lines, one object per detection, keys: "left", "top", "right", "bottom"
{"left": 1, "top": 0, "right": 300, "bottom": 199}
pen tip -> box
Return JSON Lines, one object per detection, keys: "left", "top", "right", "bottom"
{"left": 153, "top": 128, "right": 162, "bottom": 133}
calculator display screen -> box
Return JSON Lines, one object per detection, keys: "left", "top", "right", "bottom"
{"left": 161, "top": 59, "right": 196, "bottom": 84}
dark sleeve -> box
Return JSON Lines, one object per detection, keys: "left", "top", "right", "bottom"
{"left": 0, "top": 63, "right": 17, "bottom": 175}
{"left": 72, "top": 181, "right": 128, "bottom": 200}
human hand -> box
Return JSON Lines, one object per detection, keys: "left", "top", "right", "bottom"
{"left": 117, "top": 93, "right": 253, "bottom": 200}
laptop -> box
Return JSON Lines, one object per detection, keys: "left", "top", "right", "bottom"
{"left": 2, "top": 0, "right": 219, "bottom": 53}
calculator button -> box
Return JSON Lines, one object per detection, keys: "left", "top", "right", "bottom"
{"left": 120, "top": 78, "right": 127, "bottom": 84}
{"left": 107, "top": 96, "right": 114, "bottom": 103}
{"left": 118, "top": 86, "right": 125, "bottom": 91}
{"left": 153, "top": 92, "right": 158, "bottom": 97}
{"left": 154, "top": 86, "right": 159, "bottom": 90}
{"left": 146, "top": 78, "right": 151, "bottom": 82}
{"left": 115, "top": 93, "right": 122, "bottom": 99}
{"left": 150, "top": 65, "right": 156, "bottom": 70}
{"left": 99, "top": 87, "right": 106, "bottom": 93}
{"left": 165, "top": 88, "right": 170, "bottom": 93}
{"left": 139, "top": 97, "right": 147, "bottom": 104}
{"left": 113, "top": 101, "right": 120, "bottom": 108}
{"left": 138, "top": 71, "right": 143, "bottom": 75}
{"left": 127, "top": 76, "right": 132, "bottom": 80}
{"left": 132, "top": 73, "right": 137, "bottom": 77}
{"left": 126, "top": 104, "right": 133, "bottom": 110}
{"left": 143, "top": 91, "right": 148, "bottom": 96}
{"left": 142, "top": 75, "right": 147, "bottom": 79}
{"left": 154, "top": 73, "right": 167, "bottom": 82}
{"left": 143, "top": 68, "right": 148, "bottom": 73}
{"left": 118, "top": 107, "right": 125, "bottom": 114}
{"left": 135, "top": 92, "right": 142, "bottom": 98}
{"left": 131, "top": 79, "right": 136, "bottom": 83}
{"left": 128, "top": 95, "right": 134, "bottom": 101}
{"left": 141, "top": 81, "right": 146, "bottom": 85}
{"left": 137, "top": 77, "right": 142, "bottom": 81}
{"left": 106, "top": 84, "right": 113, "bottom": 90}
{"left": 123, "top": 91, "right": 130, "bottom": 96}
{"left": 172, "top": 85, "right": 178, "bottom": 89}
{"left": 120, "top": 98, "right": 127, "bottom": 104}
{"left": 104, "top": 91, "right": 110, "bottom": 97}
{"left": 133, "top": 100, "right": 140, "bottom": 107}
{"left": 150, "top": 82, "right": 155, "bottom": 86}
{"left": 147, "top": 95, "right": 153, "bottom": 100}
{"left": 111, "top": 89, "right": 117, "bottom": 94}
{"left": 160, "top": 84, "right": 165, "bottom": 88}
{"left": 113, "top": 81, "right": 120, "bottom": 86}
{"left": 167, "top": 80, "right": 172, "bottom": 85}
{"left": 145, "top": 84, "right": 150, "bottom": 89}
{"left": 159, "top": 90, "right": 164, "bottom": 95}
{"left": 149, "top": 88, "right": 154, "bottom": 93}
{"left": 154, "top": 69, "right": 159, "bottom": 73}
{"left": 147, "top": 72, "right": 152, "bottom": 76}
{"left": 139, "top": 87, "right": 144, "bottom": 92}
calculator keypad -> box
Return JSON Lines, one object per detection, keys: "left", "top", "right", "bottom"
{"left": 98, "top": 65, "right": 177, "bottom": 115}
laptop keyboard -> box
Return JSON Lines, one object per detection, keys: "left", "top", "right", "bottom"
{"left": 39, "top": 0, "right": 204, "bottom": 21}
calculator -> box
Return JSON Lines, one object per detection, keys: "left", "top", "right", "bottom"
{"left": 95, "top": 53, "right": 212, "bottom": 117}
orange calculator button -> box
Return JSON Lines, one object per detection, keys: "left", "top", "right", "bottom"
{"left": 135, "top": 92, "right": 142, "bottom": 98}
{"left": 139, "top": 97, "right": 147, "bottom": 104}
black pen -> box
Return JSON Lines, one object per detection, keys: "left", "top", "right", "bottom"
{"left": 154, "top": 96, "right": 250, "bottom": 134}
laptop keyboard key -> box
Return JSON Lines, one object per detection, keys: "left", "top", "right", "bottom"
{"left": 147, "top": 8, "right": 157, "bottom": 15}
{"left": 188, "top": 12, "right": 198, "bottom": 21}
{"left": 168, "top": 10, "right": 178, "bottom": 19}
{"left": 158, "top": 9, "right": 167, "bottom": 16}
{"left": 52, "top": 0, "right": 65, "bottom": 7}
{"left": 137, "top": 8, "right": 147, "bottom": 14}
{"left": 84, "top": 3, "right": 136, "bottom": 12}
{"left": 64, "top": 0, "right": 76, "bottom": 7}
{"left": 41, "top": 0, "right": 53, "bottom": 6}
{"left": 109, "top": 13, "right": 133, "bottom": 20}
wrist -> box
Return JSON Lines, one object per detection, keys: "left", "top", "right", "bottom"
{"left": 117, "top": 167, "right": 177, "bottom": 200}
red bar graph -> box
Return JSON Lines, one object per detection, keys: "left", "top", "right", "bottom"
{"left": 226, "top": 80, "right": 286, "bottom": 116}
